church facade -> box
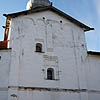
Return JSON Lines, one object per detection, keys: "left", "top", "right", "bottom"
{"left": 0, "top": 0, "right": 100, "bottom": 100}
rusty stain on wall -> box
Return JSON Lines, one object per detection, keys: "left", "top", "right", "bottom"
{"left": 8, "top": 86, "right": 100, "bottom": 94}
{"left": 0, "top": 40, "right": 9, "bottom": 49}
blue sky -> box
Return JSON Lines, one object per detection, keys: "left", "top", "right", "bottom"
{"left": 0, "top": 0, "right": 100, "bottom": 51}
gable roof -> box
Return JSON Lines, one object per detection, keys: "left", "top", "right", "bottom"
{"left": 88, "top": 51, "right": 100, "bottom": 56}
{"left": 3, "top": 6, "right": 94, "bottom": 32}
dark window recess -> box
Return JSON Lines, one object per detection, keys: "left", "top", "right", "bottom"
{"left": 36, "top": 43, "right": 42, "bottom": 52}
{"left": 0, "top": 56, "right": 1, "bottom": 60}
{"left": 47, "top": 68, "right": 54, "bottom": 80}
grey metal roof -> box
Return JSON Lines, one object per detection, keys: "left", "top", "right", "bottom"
{"left": 34, "top": 0, "right": 51, "bottom": 5}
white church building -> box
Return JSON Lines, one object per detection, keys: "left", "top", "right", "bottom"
{"left": 0, "top": 0, "right": 100, "bottom": 100}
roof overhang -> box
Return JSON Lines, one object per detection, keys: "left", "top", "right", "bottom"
{"left": 88, "top": 51, "right": 100, "bottom": 56}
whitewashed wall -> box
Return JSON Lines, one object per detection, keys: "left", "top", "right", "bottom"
{"left": 87, "top": 55, "right": 100, "bottom": 90}
{"left": 7, "top": 10, "right": 100, "bottom": 100}
{"left": 85, "top": 54, "right": 100, "bottom": 100}
{"left": 8, "top": 89, "right": 81, "bottom": 100}
{"left": 0, "top": 49, "right": 11, "bottom": 100}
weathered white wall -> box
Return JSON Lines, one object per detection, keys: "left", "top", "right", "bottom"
{"left": 87, "top": 55, "right": 100, "bottom": 90}
{"left": 85, "top": 54, "right": 100, "bottom": 100}
{"left": 8, "top": 10, "right": 87, "bottom": 88}
{"left": 8, "top": 89, "right": 81, "bottom": 100}
{"left": 7, "top": 10, "right": 100, "bottom": 100}
{"left": 0, "top": 49, "right": 11, "bottom": 100}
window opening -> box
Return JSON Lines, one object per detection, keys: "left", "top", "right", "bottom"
{"left": 36, "top": 43, "right": 42, "bottom": 52}
{"left": 47, "top": 68, "right": 54, "bottom": 80}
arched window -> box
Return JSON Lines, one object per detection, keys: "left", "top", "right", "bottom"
{"left": 36, "top": 43, "right": 42, "bottom": 52}
{"left": 47, "top": 68, "right": 54, "bottom": 80}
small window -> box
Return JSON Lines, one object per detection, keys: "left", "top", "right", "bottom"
{"left": 36, "top": 43, "right": 42, "bottom": 52}
{"left": 47, "top": 68, "right": 54, "bottom": 80}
